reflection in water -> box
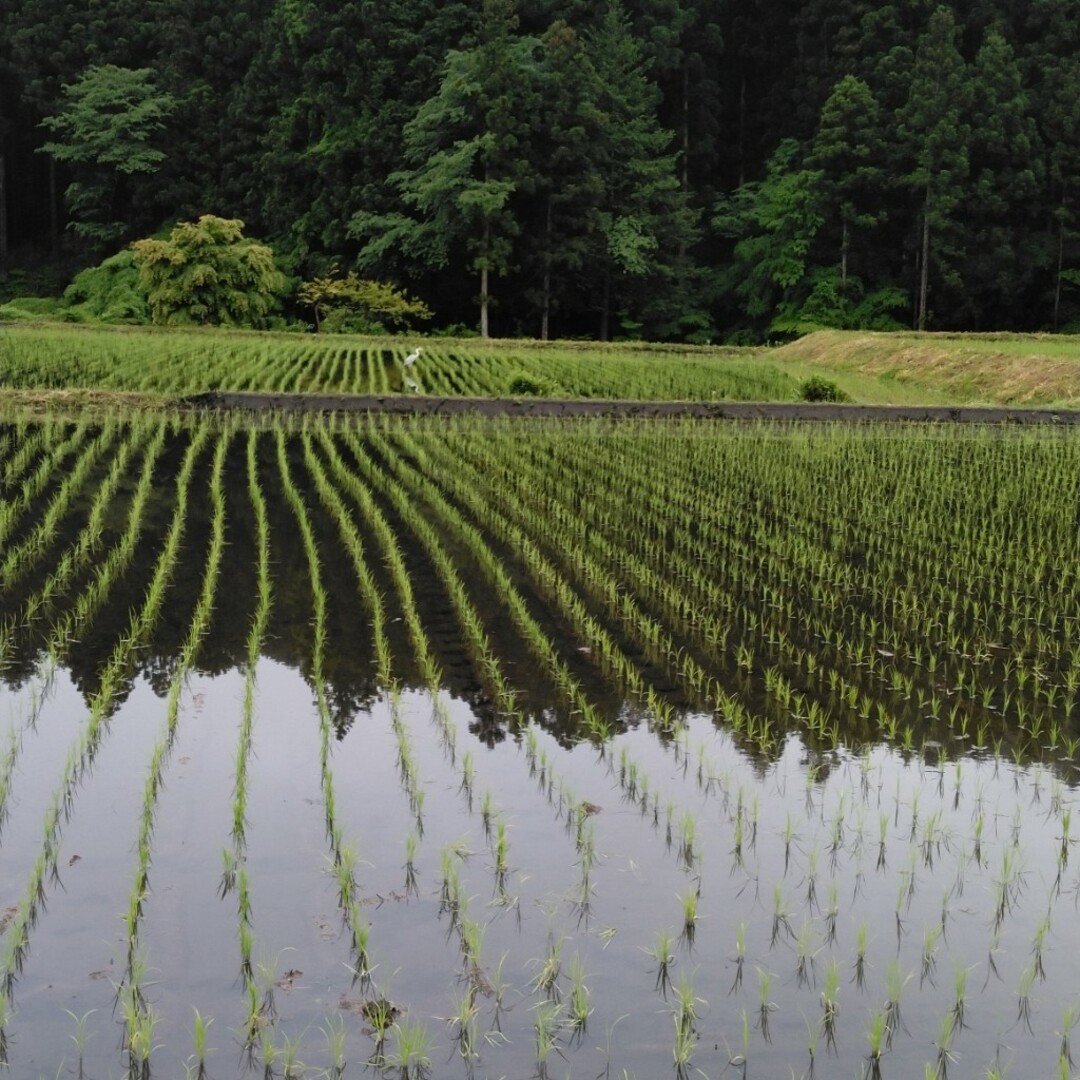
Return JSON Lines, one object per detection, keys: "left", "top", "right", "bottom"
{"left": 1, "top": 416, "right": 1080, "bottom": 1078}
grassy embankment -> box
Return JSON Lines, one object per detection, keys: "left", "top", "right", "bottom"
{"left": 775, "top": 329, "right": 1080, "bottom": 407}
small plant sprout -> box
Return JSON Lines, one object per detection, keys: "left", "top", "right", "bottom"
{"left": 1058, "top": 1002, "right": 1080, "bottom": 1067}
{"left": 951, "top": 963, "right": 971, "bottom": 1031}
{"left": 678, "top": 884, "right": 699, "bottom": 947}
{"left": 567, "top": 953, "right": 591, "bottom": 1033}
{"left": 756, "top": 967, "right": 776, "bottom": 1041}
{"left": 865, "top": 1006, "right": 888, "bottom": 1078}
{"left": 532, "top": 1000, "right": 563, "bottom": 1078}
{"left": 647, "top": 928, "right": 676, "bottom": 997}
{"left": 443, "top": 989, "right": 479, "bottom": 1061}
{"left": 322, "top": 1012, "right": 347, "bottom": 1077}
{"left": 62, "top": 1007, "right": 95, "bottom": 1076}
{"left": 853, "top": 921, "right": 869, "bottom": 989}
{"left": 190, "top": 1008, "right": 214, "bottom": 1077}
{"left": 821, "top": 959, "right": 840, "bottom": 1049}
{"left": 404, "top": 830, "right": 418, "bottom": 894}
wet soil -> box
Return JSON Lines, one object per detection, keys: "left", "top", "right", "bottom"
{"left": 182, "top": 391, "right": 1080, "bottom": 424}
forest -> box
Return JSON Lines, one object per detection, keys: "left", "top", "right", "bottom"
{"left": 1, "top": 0, "right": 1079, "bottom": 342}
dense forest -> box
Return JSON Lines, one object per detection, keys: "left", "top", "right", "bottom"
{"left": 1, "top": 0, "right": 1079, "bottom": 341}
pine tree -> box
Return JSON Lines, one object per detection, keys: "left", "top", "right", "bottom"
{"left": 895, "top": 5, "right": 970, "bottom": 330}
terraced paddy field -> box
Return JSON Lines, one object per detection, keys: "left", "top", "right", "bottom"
{"left": 2, "top": 410, "right": 1080, "bottom": 1080}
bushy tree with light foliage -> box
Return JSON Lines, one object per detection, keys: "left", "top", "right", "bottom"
{"left": 131, "top": 215, "right": 285, "bottom": 327}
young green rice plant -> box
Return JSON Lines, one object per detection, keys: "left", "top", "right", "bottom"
{"left": 280, "top": 1028, "right": 306, "bottom": 1078}
{"left": 532, "top": 1000, "right": 562, "bottom": 1079}
{"left": 1057, "top": 1002, "right": 1079, "bottom": 1067}
{"left": 865, "top": 1006, "right": 889, "bottom": 1079}
{"left": 935, "top": 1008, "right": 957, "bottom": 1078}
{"left": 443, "top": 988, "right": 480, "bottom": 1061}
{"left": 404, "top": 830, "right": 419, "bottom": 895}
{"left": 646, "top": 928, "right": 676, "bottom": 997}
{"left": 64, "top": 1007, "right": 95, "bottom": 1076}
{"left": 883, "top": 957, "right": 912, "bottom": 1046}
{"left": 731, "top": 919, "right": 746, "bottom": 993}
{"left": 532, "top": 933, "right": 564, "bottom": 1000}
{"left": 567, "top": 953, "right": 591, "bottom": 1034}
{"left": 678, "top": 884, "right": 699, "bottom": 948}
{"left": 794, "top": 919, "right": 818, "bottom": 988}
{"left": 322, "top": 1012, "right": 347, "bottom": 1077}
{"left": 1017, "top": 960, "right": 1037, "bottom": 1034}
{"left": 951, "top": 963, "right": 970, "bottom": 1032}
{"left": 853, "top": 920, "right": 869, "bottom": 989}
{"left": 755, "top": 967, "right": 775, "bottom": 1041}
{"left": 820, "top": 958, "right": 840, "bottom": 1049}
{"left": 190, "top": 1007, "right": 214, "bottom": 1078}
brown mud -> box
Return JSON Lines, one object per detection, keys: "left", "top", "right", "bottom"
{"left": 182, "top": 391, "right": 1080, "bottom": 424}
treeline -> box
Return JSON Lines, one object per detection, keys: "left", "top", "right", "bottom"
{"left": 1, "top": 0, "right": 1079, "bottom": 340}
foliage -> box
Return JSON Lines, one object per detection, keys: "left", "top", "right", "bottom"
{"left": 9, "top": 0, "right": 1080, "bottom": 336}
{"left": 798, "top": 375, "right": 850, "bottom": 402}
{"left": 297, "top": 273, "right": 431, "bottom": 333}
{"left": 131, "top": 216, "right": 285, "bottom": 327}
{"left": 39, "top": 65, "right": 175, "bottom": 245}
{"left": 507, "top": 373, "right": 554, "bottom": 397}
{"left": 62, "top": 250, "right": 149, "bottom": 324}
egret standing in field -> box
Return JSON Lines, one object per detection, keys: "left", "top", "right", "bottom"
{"left": 404, "top": 346, "right": 422, "bottom": 366}
{"left": 405, "top": 377, "right": 418, "bottom": 391}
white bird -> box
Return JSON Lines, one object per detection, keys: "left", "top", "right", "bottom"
{"left": 405, "top": 377, "right": 418, "bottom": 391}
{"left": 404, "top": 346, "right": 422, "bottom": 366}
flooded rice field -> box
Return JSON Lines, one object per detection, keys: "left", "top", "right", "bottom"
{"left": 1, "top": 413, "right": 1079, "bottom": 1080}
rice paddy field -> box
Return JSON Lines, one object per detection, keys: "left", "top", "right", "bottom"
{"left": 1, "top": 404, "right": 1079, "bottom": 1080}
{"left": 0, "top": 324, "right": 791, "bottom": 403}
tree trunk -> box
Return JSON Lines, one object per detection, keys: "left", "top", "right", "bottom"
{"left": 480, "top": 265, "right": 489, "bottom": 338}
{"left": 480, "top": 217, "right": 490, "bottom": 338}
{"left": 737, "top": 76, "right": 747, "bottom": 189}
{"left": 0, "top": 154, "right": 7, "bottom": 263}
{"left": 917, "top": 188, "right": 930, "bottom": 331}
{"left": 840, "top": 219, "right": 848, "bottom": 291}
{"left": 49, "top": 157, "right": 60, "bottom": 252}
{"left": 540, "top": 196, "right": 552, "bottom": 341}
{"left": 599, "top": 267, "right": 611, "bottom": 341}
{"left": 1054, "top": 196, "right": 1066, "bottom": 331}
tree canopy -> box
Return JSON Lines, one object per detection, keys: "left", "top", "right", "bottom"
{"left": 3, "top": 0, "right": 1080, "bottom": 337}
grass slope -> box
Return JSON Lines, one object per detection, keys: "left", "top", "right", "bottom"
{"left": 776, "top": 330, "right": 1080, "bottom": 406}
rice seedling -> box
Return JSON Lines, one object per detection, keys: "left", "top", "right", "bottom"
{"left": 646, "top": 928, "right": 676, "bottom": 997}
{"left": 532, "top": 1000, "right": 562, "bottom": 1079}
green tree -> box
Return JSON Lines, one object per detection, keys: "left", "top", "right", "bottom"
{"left": 298, "top": 272, "right": 432, "bottom": 332}
{"left": 131, "top": 214, "right": 285, "bottom": 326}
{"left": 806, "top": 75, "right": 885, "bottom": 293}
{"left": 39, "top": 64, "right": 175, "bottom": 246}
{"left": 714, "top": 138, "right": 823, "bottom": 334}
{"left": 895, "top": 6, "right": 970, "bottom": 330}
{"left": 352, "top": 0, "right": 539, "bottom": 337}
{"left": 962, "top": 28, "right": 1042, "bottom": 327}
{"left": 585, "top": 1, "right": 695, "bottom": 339}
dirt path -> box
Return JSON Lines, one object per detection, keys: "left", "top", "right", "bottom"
{"left": 182, "top": 391, "right": 1080, "bottom": 424}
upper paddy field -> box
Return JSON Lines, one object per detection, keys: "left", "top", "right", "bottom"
{"left": 1, "top": 325, "right": 1080, "bottom": 1080}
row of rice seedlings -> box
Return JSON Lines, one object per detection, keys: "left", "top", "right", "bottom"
{"left": 0, "top": 419, "right": 93, "bottom": 550}
{"left": 275, "top": 429, "right": 380, "bottom": 1008}
{"left": 16, "top": 422, "right": 155, "bottom": 626}
{"left": 0, "top": 424, "right": 207, "bottom": 1018}
{"left": 479, "top": 421, "right": 1080, "bottom": 762}
{"left": 357, "top": 425, "right": 719, "bottom": 908}
{"left": 318, "top": 426, "right": 617, "bottom": 1061}
{"left": 0, "top": 417, "right": 50, "bottom": 486}
{"left": 377, "top": 427, "right": 727, "bottom": 859}
{"left": 0, "top": 420, "right": 120, "bottom": 587}
{"left": 119, "top": 430, "right": 230, "bottom": 1005}
{"left": 44, "top": 422, "right": 171, "bottom": 660}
